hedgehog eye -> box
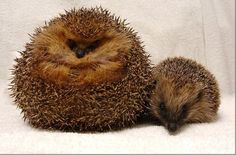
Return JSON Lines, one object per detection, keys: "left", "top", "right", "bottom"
{"left": 67, "top": 39, "right": 77, "bottom": 50}
{"left": 159, "top": 102, "right": 166, "bottom": 111}
{"left": 180, "top": 105, "right": 187, "bottom": 119}
{"left": 182, "top": 105, "right": 187, "bottom": 113}
{"left": 86, "top": 40, "right": 100, "bottom": 51}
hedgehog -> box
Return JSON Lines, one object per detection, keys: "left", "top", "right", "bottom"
{"left": 9, "top": 7, "right": 154, "bottom": 132}
{"left": 150, "top": 57, "right": 220, "bottom": 134}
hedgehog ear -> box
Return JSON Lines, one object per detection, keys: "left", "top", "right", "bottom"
{"left": 148, "top": 79, "right": 158, "bottom": 91}
{"left": 153, "top": 79, "right": 160, "bottom": 89}
{"left": 152, "top": 79, "right": 157, "bottom": 86}
{"left": 144, "top": 79, "right": 158, "bottom": 94}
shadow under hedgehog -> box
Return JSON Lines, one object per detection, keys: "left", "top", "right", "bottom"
{"left": 10, "top": 7, "right": 155, "bottom": 132}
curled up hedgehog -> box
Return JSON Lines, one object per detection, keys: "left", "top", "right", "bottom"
{"left": 150, "top": 57, "right": 220, "bottom": 134}
{"left": 10, "top": 7, "right": 154, "bottom": 132}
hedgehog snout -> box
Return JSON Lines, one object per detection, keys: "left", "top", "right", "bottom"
{"left": 74, "top": 47, "right": 87, "bottom": 58}
{"left": 167, "top": 123, "right": 177, "bottom": 132}
{"left": 158, "top": 107, "right": 186, "bottom": 134}
{"left": 163, "top": 120, "right": 184, "bottom": 134}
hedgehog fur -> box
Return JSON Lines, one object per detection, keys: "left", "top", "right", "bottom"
{"left": 150, "top": 57, "right": 220, "bottom": 133}
{"left": 10, "top": 7, "right": 154, "bottom": 132}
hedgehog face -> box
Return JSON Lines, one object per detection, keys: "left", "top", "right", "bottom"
{"left": 150, "top": 76, "right": 214, "bottom": 133}
{"left": 66, "top": 39, "right": 100, "bottom": 58}
{"left": 29, "top": 21, "right": 132, "bottom": 86}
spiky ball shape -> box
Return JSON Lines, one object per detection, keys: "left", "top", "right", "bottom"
{"left": 150, "top": 57, "right": 220, "bottom": 133}
{"left": 10, "top": 7, "right": 154, "bottom": 132}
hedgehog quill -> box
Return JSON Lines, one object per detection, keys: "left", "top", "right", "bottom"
{"left": 150, "top": 57, "right": 220, "bottom": 134}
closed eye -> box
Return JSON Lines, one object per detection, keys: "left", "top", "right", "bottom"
{"left": 90, "top": 40, "right": 100, "bottom": 48}
{"left": 159, "top": 102, "right": 166, "bottom": 111}
{"left": 67, "top": 39, "right": 77, "bottom": 50}
{"left": 179, "top": 105, "right": 188, "bottom": 119}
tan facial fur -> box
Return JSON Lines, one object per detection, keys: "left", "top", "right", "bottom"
{"left": 29, "top": 22, "right": 131, "bottom": 87}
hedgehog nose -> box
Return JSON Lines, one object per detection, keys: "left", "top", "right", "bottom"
{"left": 75, "top": 48, "right": 86, "bottom": 58}
{"left": 167, "top": 123, "right": 177, "bottom": 132}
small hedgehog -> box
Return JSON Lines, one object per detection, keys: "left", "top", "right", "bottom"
{"left": 150, "top": 57, "right": 220, "bottom": 133}
{"left": 10, "top": 7, "right": 154, "bottom": 132}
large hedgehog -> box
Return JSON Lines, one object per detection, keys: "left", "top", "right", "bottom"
{"left": 150, "top": 57, "right": 220, "bottom": 133}
{"left": 10, "top": 7, "right": 154, "bottom": 132}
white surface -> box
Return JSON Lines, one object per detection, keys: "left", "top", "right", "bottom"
{"left": 0, "top": 0, "right": 235, "bottom": 154}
